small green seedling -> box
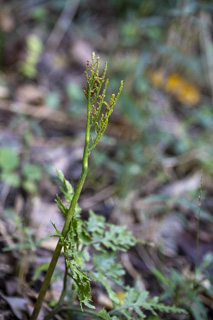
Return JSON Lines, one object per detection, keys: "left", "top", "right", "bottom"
{"left": 20, "top": 34, "right": 43, "bottom": 78}
{"left": 0, "top": 147, "right": 20, "bottom": 187}
{"left": 0, "top": 146, "right": 42, "bottom": 194}
{"left": 31, "top": 53, "right": 186, "bottom": 320}
{"left": 153, "top": 262, "right": 211, "bottom": 320}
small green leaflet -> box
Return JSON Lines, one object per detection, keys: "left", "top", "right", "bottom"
{"left": 67, "top": 258, "right": 94, "bottom": 310}
{"left": 101, "top": 224, "right": 137, "bottom": 251}
{"left": 86, "top": 210, "right": 138, "bottom": 252}
{"left": 92, "top": 253, "right": 125, "bottom": 304}
{"left": 55, "top": 194, "right": 68, "bottom": 216}
{"left": 87, "top": 210, "right": 105, "bottom": 235}
{"left": 55, "top": 170, "right": 81, "bottom": 217}
{"left": 93, "top": 253, "right": 125, "bottom": 280}
{"left": 92, "top": 271, "right": 119, "bottom": 304}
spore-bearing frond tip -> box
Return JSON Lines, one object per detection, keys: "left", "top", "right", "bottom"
{"left": 84, "top": 53, "right": 123, "bottom": 152}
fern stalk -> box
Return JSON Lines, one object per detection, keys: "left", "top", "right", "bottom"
{"left": 30, "top": 53, "right": 123, "bottom": 320}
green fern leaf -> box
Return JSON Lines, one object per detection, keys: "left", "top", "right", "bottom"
{"left": 66, "top": 253, "right": 94, "bottom": 310}
{"left": 86, "top": 211, "right": 138, "bottom": 252}
{"left": 55, "top": 194, "right": 68, "bottom": 216}
{"left": 87, "top": 210, "right": 105, "bottom": 235}
{"left": 110, "top": 288, "right": 187, "bottom": 320}
{"left": 92, "top": 253, "right": 125, "bottom": 304}
{"left": 102, "top": 224, "right": 138, "bottom": 251}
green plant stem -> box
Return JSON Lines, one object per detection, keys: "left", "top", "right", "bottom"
{"left": 109, "top": 304, "right": 135, "bottom": 315}
{"left": 43, "top": 299, "right": 61, "bottom": 320}
{"left": 58, "top": 265, "right": 69, "bottom": 306}
{"left": 59, "top": 307, "right": 103, "bottom": 319}
{"left": 30, "top": 88, "right": 92, "bottom": 320}
{"left": 44, "top": 303, "right": 102, "bottom": 320}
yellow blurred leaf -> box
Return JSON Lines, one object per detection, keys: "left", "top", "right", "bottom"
{"left": 150, "top": 71, "right": 200, "bottom": 106}
{"left": 116, "top": 291, "right": 126, "bottom": 305}
{"left": 165, "top": 73, "right": 200, "bottom": 106}
{"left": 177, "top": 84, "right": 200, "bottom": 106}
{"left": 165, "top": 73, "right": 184, "bottom": 94}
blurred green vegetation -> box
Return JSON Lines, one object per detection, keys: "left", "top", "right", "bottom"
{"left": 153, "top": 253, "right": 213, "bottom": 320}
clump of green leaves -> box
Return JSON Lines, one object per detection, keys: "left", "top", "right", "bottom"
{"left": 153, "top": 255, "right": 213, "bottom": 320}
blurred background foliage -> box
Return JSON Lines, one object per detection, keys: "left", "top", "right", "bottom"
{"left": 1, "top": 0, "right": 213, "bottom": 319}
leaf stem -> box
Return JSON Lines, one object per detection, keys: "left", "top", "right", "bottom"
{"left": 60, "top": 306, "right": 104, "bottom": 319}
